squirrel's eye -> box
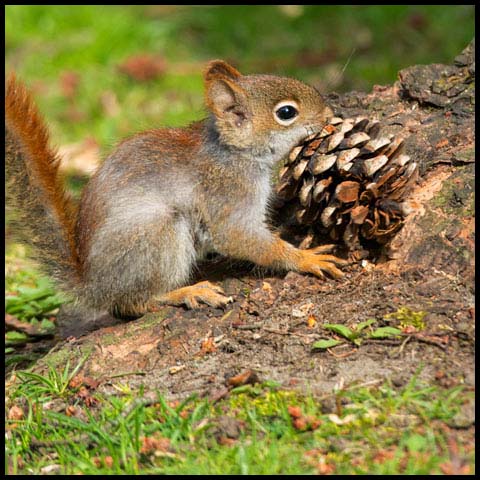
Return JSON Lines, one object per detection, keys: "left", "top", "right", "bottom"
{"left": 273, "top": 100, "right": 299, "bottom": 126}
{"left": 277, "top": 105, "right": 297, "bottom": 120}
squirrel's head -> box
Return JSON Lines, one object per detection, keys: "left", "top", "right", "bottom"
{"left": 204, "top": 60, "right": 332, "bottom": 162}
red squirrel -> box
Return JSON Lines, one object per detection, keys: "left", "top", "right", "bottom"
{"left": 6, "top": 60, "right": 346, "bottom": 318}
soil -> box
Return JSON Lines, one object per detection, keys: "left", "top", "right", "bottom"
{"left": 49, "top": 251, "right": 474, "bottom": 404}
{"left": 25, "top": 41, "right": 475, "bottom": 411}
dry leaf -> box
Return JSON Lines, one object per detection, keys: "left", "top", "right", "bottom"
{"left": 199, "top": 336, "right": 217, "bottom": 355}
{"left": 169, "top": 365, "right": 186, "bottom": 375}
{"left": 140, "top": 436, "right": 171, "bottom": 455}
{"left": 293, "top": 417, "right": 308, "bottom": 431}
{"left": 119, "top": 54, "right": 167, "bottom": 82}
{"left": 287, "top": 405, "right": 302, "bottom": 419}
{"left": 226, "top": 369, "right": 259, "bottom": 387}
{"left": 307, "top": 314, "right": 317, "bottom": 328}
{"left": 8, "top": 405, "right": 24, "bottom": 421}
{"left": 65, "top": 405, "right": 77, "bottom": 417}
{"left": 58, "top": 138, "right": 100, "bottom": 176}
{"left": 262, "top": 281, "right": 273, "bottom": 293}
{"left": 60, "top": 71, "right": 80, "bottom": 99}
{"left": 435, "top": 138, "right": 449, "bottom": 149}
{"left": 327, "top": 413, "right": 356, "bottom": 425}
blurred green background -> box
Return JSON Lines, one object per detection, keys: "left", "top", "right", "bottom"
{"left": 5, "top": 5, "right": 475, "bottom": 153}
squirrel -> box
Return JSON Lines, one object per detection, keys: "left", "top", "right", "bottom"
{"left": 6, "top": 60, "right": 347, "bottom": 319}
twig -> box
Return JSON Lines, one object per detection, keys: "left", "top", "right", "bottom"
{"left": 108, "top": 371, "right": 146, "bottom": 379}
{"left": 390, "top": 335, "right": 412, "bottom": 358}
{"left": 5, "top": 314, "right": 54, "bottom": 339}
{"left": 410, "top": 334, "right": 448, "bottom": 351}
{"left": 30, "top": 434, "right": 91, "bottom": 450}
{"left": 232, "top": 323, "right": 263, "bottom": 330}
{"left": 262, "top": 327, "right": 291, "bottom": 335}
{"left": 327, "top": 347, "right": 357, "bottom": 358}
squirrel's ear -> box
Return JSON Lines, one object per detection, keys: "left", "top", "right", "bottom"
{"left": 204, "top": 60, "right": 249, "bottom": 127}
{"left": 204, "top": 75, "right": 250, "bottom": 127}
{"left": 204, "top": 60, "right": 242, "bottom": 82}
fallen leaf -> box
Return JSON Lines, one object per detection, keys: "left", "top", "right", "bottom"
{"left": 76, "top": 386, "right": 98, "bottom": 407}
{"left": 307, "top": 314, "right": 317, "bottom": 328}
{"left": 327, "top": 413, "right": 356, "bottom": 425}
{"left": 439, "top": 461, "right": 471, "bottom": 475}
{"left": 372, "top": 448, "right": 396, "bottom": 463}
{"left": 100, "top": 90, "right": 120, "bottom": 117}
{"left": 435, "top": 138, "right": 449, "bottom": 149}
{"left": 140, "top": 436, "right": 171, "bottom": 455}
{"left": 317, "top": 457, "right": 336, "bottom": 475}
{"left": 70, "top": 375, "right": 101, "bottom": 390}
{"left": 226, "top": 369, "right": 259, "bottom": 387}
{"left": 287, "top": 405, "right": 302, "bottom": 419}
{"left": 65, "top": 405, "right": 77, "bottom": 417}
{"left": 5, "top": 314, "right": 53, "bottom": 338}
{"left": 8, "top": 405, "right": 24, "bottom": 421}
{"left": 58, "top": 138, "right": 100, "bottom": 176}
{"left": 293, "top": 417, "right": 307, "bottom": 431}
{"left": 199, "top": 335, "right": 217, "bottom": 355}
{"left": 262, "top": 281, "right": 273, "bottom": 293}
{"left": 60, "top": 71, "right": 80, "bottom": 100}
{"left": 118, "top": 54, "right": 167, "bottom": 82}
{"left": 217, "top": 436, "right": 237, "bottom": 446}
{"left": 169, "top": 365, "right": 186, "bottom": 375}
{"left": 40, "top": 464, "right": 62, "bottom": 474}
{"left": 69, "top": 375, "right": 84, "bottom": 389}
{"left": 305, "top": 416, "right": 322, "bottom": 430}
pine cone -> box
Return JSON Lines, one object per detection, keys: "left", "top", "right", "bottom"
{"left": 275, "top": 116, "right": 418, "bottom": 258}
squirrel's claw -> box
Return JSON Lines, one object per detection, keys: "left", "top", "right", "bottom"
{"left": 156, "top": 281, "right": 234, "bottom": 309}
{"left": 297, "top": 248, "right": 347, "bottom": 279}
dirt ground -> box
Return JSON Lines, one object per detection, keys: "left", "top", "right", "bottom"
{"left": 25, "top": 41, "right": 474, "bottom": 418}
{"left": 48, "top": 215, "right": 474, "bottom": 405}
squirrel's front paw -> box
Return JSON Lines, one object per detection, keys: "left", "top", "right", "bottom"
{"left": 156, "top": 281, "right": 234, "bottom": 309}
{"left": 297, "top": 245, "right": 348, "bottom": 279}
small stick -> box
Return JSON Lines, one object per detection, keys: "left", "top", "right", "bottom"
{"left": 232, "top": 323, "right": 263, "bottom": 330}
{"left": 327, "top": 347, "right": 356, "bottom": 358}
{"left": 30, "top": 434, "right": 91, "bottom": 449}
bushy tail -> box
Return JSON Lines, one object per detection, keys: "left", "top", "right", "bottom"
{"left": 5, "top": 73, "right": 82, "bottom": 293}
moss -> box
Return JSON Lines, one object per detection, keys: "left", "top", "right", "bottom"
{"left": 385, "top": 307, "right": 427, "bottom": 330}
{"left": 454, "top": 146, "right": 475, "bottom": 163}
{"left": 416, "top": 208, "right": 451, "bottom": 236}
{"left": 431, "top": 165, "right": 475, "bottom": 216}
{"left": 38, "top": 343, "right": 94, "bottom": 374}
{"left": 136, "top": 312, "right": 169, "bottom": 329}
{"left": 226, "top": 385, "right": 301, "bottom": 419}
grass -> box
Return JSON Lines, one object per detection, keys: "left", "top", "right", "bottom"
{"left": 5, "top": 5, "right": 474, "bottom": 150}
{"left": 5, "top": 244, "right": 63, "bottom": 367}
{"left": 5, "top": 363, "right": 474, "bottom": 475}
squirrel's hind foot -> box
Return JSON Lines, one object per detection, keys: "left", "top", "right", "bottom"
{"left": 154, "top": 281, "right": 234, "bottom": 309}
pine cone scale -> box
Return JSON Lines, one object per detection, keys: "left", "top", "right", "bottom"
{"left": 275, "top": 115, "right": 419, "bottom": 255}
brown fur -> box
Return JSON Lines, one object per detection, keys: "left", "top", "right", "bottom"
{"left": 5, "top": 60, "right": 344, "bottom": 319}
{"left": 5, "top": 74, "right": 81, "bottom": 290}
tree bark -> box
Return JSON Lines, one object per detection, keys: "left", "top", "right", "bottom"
{"left": 324, "top": 39, "right": 475, "bottom": 288}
